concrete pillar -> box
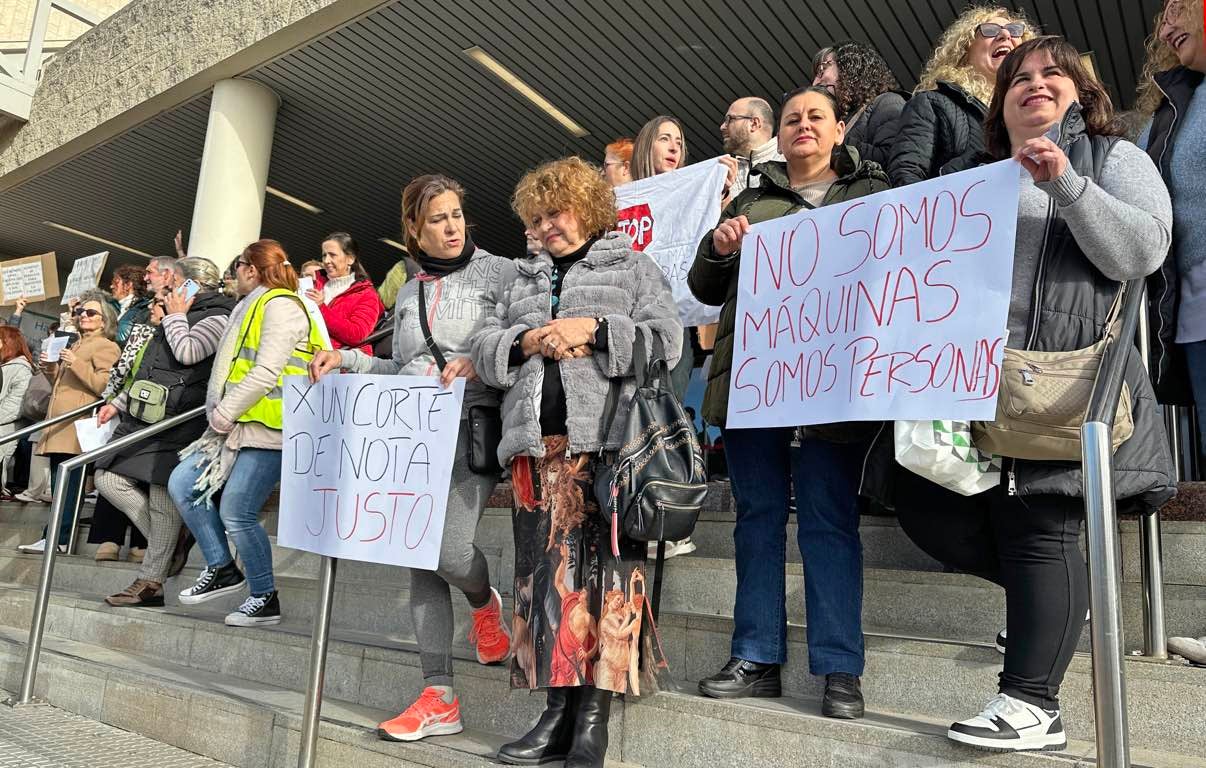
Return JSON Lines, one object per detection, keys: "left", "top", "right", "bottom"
{"left": 187, "top": 78, "right": 279, "bottom": 272}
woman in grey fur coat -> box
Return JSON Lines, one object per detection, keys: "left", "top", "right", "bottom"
{"left": 473, "top": 157, "right": 682, "bottom": 768}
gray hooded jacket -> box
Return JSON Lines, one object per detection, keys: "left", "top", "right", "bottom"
{"left": 340, "top": 249, "right": 516, "bottom": 415}
{"left": 473, "top": 231, "right": 683, "bottom": 462}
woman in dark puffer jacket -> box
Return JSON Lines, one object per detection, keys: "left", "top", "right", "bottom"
{"left": 887, "top": 5, "right": 1032, "bottom": 186}
{"left": 812, "top": 40, "right": 907, "bottom": 167}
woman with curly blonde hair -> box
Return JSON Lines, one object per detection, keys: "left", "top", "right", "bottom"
{"left": 473, "top": 156, "right": 682, "bottom": 768}
{"left": 887, "top": 4, "right": 1033, "bottom": 186}
{"left": 1133, "top": 0, "right": 1206, "bottom": 466}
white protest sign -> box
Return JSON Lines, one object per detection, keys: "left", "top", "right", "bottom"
{"left": 1, "top": 261, "right": 44, "bottom": 300}
{"left": 61, "top": 251, "right": 109, "bottom": 304}
{"left": 726, "top": 160, "right": 1019, "bottom": 429}
{"left": 298, "top": 293, "right": 333, "bottom": 351}
{"left": 615, "top": 159, "right": 728, "bottom": 326}
{"left": 278, "top": 374, "right": 464, "bottom": 569}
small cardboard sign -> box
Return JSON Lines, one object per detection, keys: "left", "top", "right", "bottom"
{"left": 0, "top": 252, "right": 59, "bottom": 305}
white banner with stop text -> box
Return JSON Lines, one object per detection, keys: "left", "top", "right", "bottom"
{"left": 726, "top": 160, "right": 1019, "bottom": 429}
{"left": 278, "top": 374, "right": 464, "bottom": 570}
{"left": 615, "top": 159, "right": 728, "bottom": 327}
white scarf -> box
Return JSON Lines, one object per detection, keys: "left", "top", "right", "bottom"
{"left": 179, "top": 285, "right": 269, "bottom": 505}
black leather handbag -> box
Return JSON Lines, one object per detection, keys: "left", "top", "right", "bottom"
{"left": 594, "top": 334, "right": 707, "bottom": 557}
{"left": 417, "top": 282, "right": 502, "bottom": 476}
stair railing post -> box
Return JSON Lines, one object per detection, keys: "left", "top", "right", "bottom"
{"left": 298, "top": 556, "right": 338, "bottom": 768}
{"left": 1081, "top": 421, "right": 1132, "bottom": 768}
{"left": 1134, "top": 293, "right": 1168, "bottom": 659}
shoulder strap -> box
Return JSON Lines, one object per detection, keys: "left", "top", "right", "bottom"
{"left": 417, "top": 280, "right": 447, "bottom": 372}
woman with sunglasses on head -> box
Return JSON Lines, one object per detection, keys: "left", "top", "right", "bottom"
{"left": 167, "top": 241, "right": 324, "bottom": 627}
{"left": 17, "top": 290, "right": 120, "bottom": 554}
{"left": 812, "top": 40, "right": 907, "bottom": 167}
{"left": 887, "top": 6, "right": 1032, "bottom": 187}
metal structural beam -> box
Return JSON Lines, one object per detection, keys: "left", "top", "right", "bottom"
{"left": 0, "top": 0, "right": 101, "bottom": 122}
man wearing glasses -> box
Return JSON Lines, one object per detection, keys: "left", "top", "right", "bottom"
{"left": 720, "top": 97, "right": 782, "bottom": 200}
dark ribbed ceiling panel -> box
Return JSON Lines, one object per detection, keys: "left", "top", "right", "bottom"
{"left": 0, "top": 0, "right": 1167, "bottom": 278}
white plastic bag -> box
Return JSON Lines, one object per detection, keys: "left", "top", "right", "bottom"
{"left": 894, "top": 420, "right": 1001, "bottom": 496}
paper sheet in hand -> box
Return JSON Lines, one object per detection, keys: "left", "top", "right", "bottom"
{"left": 41, "top": 335, "right": 69, "bottom": 362}
{"left": 74, "top": 416, "right": 118, "bottom": 453}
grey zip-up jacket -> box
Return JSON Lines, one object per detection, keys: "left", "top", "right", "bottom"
{"left": 339, "top": 249, "right": 515, "bottom": 415}
{"left": 473, "top": 231, "right": 683, "bottom": 463}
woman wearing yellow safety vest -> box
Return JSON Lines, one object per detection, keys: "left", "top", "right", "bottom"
{"left": 167, "top": 239, "right": 324, "bottom": 627}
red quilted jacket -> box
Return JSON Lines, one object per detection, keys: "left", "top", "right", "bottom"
{"left": 314, "top": 273, "right": 384, "bottom": 354}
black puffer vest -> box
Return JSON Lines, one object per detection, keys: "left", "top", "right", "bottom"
{"left": 97, "top": 290, "right": 235, "bottom": 485}
{"left": 1142, "top": 66, "right": 1202, "bottom": 406}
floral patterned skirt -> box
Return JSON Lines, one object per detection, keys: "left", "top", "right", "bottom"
{"left": 509, "top": 435, "right": 664, "bottom": 695}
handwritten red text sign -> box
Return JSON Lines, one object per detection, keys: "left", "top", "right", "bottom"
{"left": 726, "top": 160, "right": 1018, "bottom": 429}
{"left": 278, "top": 374, "right": 464, "bottom": 569}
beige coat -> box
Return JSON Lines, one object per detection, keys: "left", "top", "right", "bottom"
{"left": 36, "top": 334, "right": 120, "bottom": 456}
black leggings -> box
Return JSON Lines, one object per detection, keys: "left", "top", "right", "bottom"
{"left": 894, "top": 468, "right": 1088, "bottom": 710}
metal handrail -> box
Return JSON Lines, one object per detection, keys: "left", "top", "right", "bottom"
{"left": 1080, "top": 279, "right": 1145, "bottom": 768}
{"left": 7, "top": 405, "right": 206, "bottom": 706}
{"left": 0, "top": 400, "right": 103, "bottom": 448}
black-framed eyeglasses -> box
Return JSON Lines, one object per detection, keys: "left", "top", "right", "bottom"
{"left": 235, "top": 259, "right": 252, "bottom": 269}
{"left": 721, "top": 114, "right": 756, "bottom": 126}
{"left": 976, "top": 22, "right": 1026, "bottom": 39}
{"left": 72, "top": 307, "right": 102, "bottom": 318}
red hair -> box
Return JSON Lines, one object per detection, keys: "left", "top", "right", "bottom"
{"left": 242, "top": 239, "right": 298, "bottom": 291}
{"left": 604, "top": 137, "right": 634, "bottom": 163}
{"left": 0, "top": 326, "right": 33, "bottom": 367}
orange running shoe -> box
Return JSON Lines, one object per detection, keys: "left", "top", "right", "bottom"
{"left": 469, "top": 586, "right": 512, "bottom": 665}
{"left": 377, "top": 687, "right": 463, "bottom": 742}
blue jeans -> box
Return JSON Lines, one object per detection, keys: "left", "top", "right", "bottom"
{"left": 721, "top": 427, "right": 866, "bottom": 676}
{"left": 1183, "top": 340, "right": 1206, "bottom": 454}
{"left": 168, "top": 448, "right": 281, "bottom": 595}
{"left": 43, "top": 454, "right": 84, "bottom": 547}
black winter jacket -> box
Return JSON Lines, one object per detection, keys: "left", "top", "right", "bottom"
{"left": 844, "top": 91, "right": 908, "bottom": 168}
{"left": 886, "top": 81, "right": 986, "bottom": 187}
{"left": 96, "top": 291, "right": 235, "bottom": 485}
{"left": 1141, "top": 65, "right": 1202, "bottom": 406}
{"left": 864, "top": 109, "right": 1176, "bottom": 512}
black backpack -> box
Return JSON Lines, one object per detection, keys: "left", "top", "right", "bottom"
{"left": 594, "top": 334, "right": 707, "bottom": 554}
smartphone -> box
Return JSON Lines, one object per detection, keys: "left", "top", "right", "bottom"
{"left": 179, "top": 279, "right": 200, "bottom": 300}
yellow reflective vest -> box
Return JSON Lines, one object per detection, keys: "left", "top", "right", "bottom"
{"left": 226, "top": 288, "right": 323, "bottom": 429}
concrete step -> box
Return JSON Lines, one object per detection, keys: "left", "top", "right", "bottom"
{"left": 0, "top": 580, "right": 1201, "bottom": 760}
{"left": 0, "top": 597, "right": 1196, "bottom": 768}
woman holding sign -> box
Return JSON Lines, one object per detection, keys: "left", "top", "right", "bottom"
{"left": 474, "top": 156, "right": 682, "bottom": 768}
{"left": 18, "top": 291, "right": 119, "bottom": 554}
{"left": 167, "top": 241, "right": 324, "bottom": 627}
{"left": 888, "top": 37, "right": 1174, "bottom": 752}
{"left": 687, "top": 85, "right": 890, "bottom": 720}
{"left": 309, "top": 174, "right": 517, "bottom": 744}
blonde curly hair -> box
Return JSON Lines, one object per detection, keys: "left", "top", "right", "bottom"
{"left": 1136, "top": 0, "right": 1204, "bottom": 115}
{"left": 916, "top": 4, "right": 1034, "bottom": 105}
{"left": 511, "top": 157, "right": 617, "bottom": 239}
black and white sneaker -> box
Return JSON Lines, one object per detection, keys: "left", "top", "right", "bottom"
{"left": 996, "top": 628, "right": 1007, "bottom": 654}
{"left": 178, "top": 562, "right": 246, "bottom": 605}
{"left": 948, "top": 693, "right": 1066, "bottom": 752}
{"left": 225, "top": 591, "right": 281, "bottom": 627}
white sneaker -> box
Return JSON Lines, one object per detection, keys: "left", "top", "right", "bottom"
{"left": 948, "top": 693, "right": 1066, "bottom": 752}
{"left": 13, "top": 491, "right": 39, "bottom": 503}
{"left": 647, "top": 538, "right": 697, "bottom": 559}
{"left": 17, "top": 539, "right": 66, "bottom": 554}
{"left": 1168, "top": 636, "right": 1206, "bottom": 666}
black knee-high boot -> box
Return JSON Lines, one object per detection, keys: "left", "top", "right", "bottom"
{"left": 564, "top": 686, "right": 612, "bottom": 768}
{"left": 497, "top": 686, "right": 578, "bottom": 765}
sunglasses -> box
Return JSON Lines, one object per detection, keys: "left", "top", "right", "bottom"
{"left": 72, "top": 307, "right": 102, "bottom": 318}
{"left": 976, "top": 22, "right": 1026, "bottom": 39}
{"left": 235, "top": 259, "right": 252, "bottom": 269}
